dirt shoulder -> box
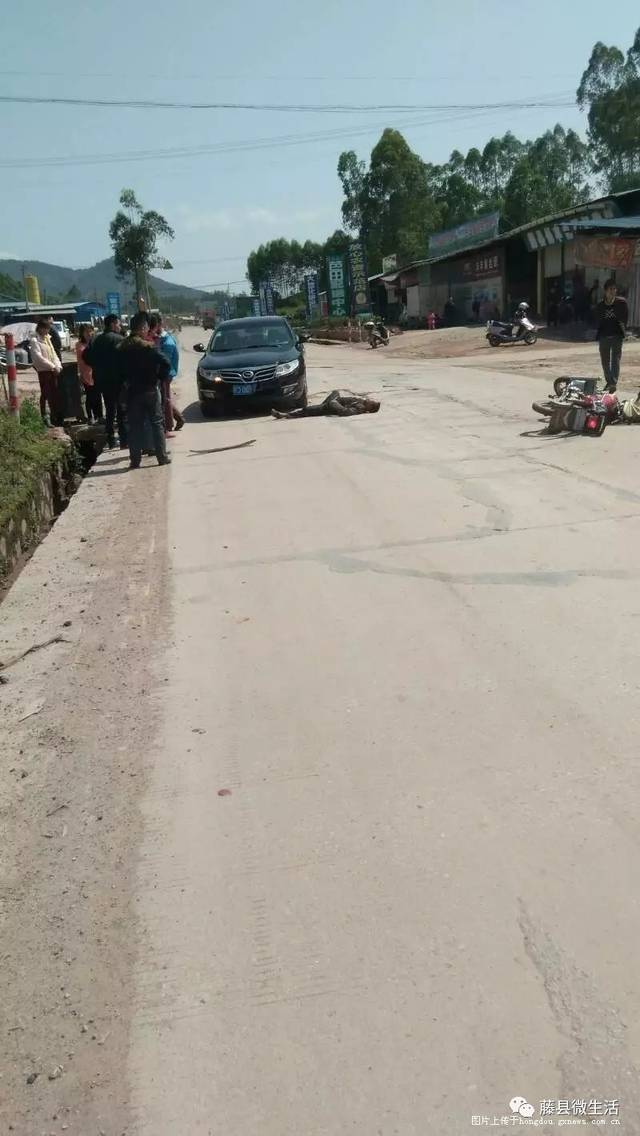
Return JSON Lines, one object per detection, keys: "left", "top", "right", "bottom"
{"left": 0, "top": 449, "right": 169, "bottom": 1135}
{"left": 355, "top": 327, "right": 640, "bottom": 392}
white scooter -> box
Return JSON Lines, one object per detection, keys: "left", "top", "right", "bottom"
{"left": 486, "top": 303, "right": 537, "bottom": 347}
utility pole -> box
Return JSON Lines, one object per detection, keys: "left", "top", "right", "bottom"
{"left": 22, "top": 264, "right": 29, "bottom": 312}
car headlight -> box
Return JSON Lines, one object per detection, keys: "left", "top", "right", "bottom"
{"left": 275, "top": 359, "right": 299, "bottom": 378}
{"left": 198, "top": 368, "right": 222, "bottom": 382}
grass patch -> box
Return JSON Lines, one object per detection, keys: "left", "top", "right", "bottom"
{"left": 0, "top": 400, "right": 68, "bottom": 530}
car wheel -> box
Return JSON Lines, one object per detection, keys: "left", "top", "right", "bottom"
{"left": 200, "top": 400, "right": 218, "bottom": 418}
{"left": 295, "top": 385, "right": 308, "bottom": 410}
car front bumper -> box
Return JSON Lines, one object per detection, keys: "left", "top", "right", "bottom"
{"left": 197, "top": 370, "right": 306, "bottom": 408}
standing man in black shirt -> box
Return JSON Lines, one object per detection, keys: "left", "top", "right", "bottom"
{"left": 117, "top": 311, "right": 170, "bottom": 469}
{"left": 596, "top": 278, "right": 628, "bottom": 392}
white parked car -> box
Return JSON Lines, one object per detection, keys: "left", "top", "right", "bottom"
{"left": 52, "top": 320, "right": 71, "bottom": 350}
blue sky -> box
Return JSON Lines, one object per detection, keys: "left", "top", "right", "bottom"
{"left": 1, "top": 0, "right": 638, "bottom": 293}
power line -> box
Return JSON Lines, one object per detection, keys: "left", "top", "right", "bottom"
{"left": 0, "top": 92, "right": 575, "bottom": 114}
{"left": 0, "top": 104, "right": 573, "bottom": 172}
{"left": 0, "top": 115, "right": 437, "bottom": 169}
{"left": 190, "top": 279, "right": 249, "bottom": 291}
{"left": 171, "top": 255, "right": 247, "bottom": 266}
{"left": 0, "top": 69, "right": 577, "bottom": 82}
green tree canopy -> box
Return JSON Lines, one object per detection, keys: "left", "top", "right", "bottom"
{"left": 502, "top": 125, "right": 590, "bottom": 228}
{"left": 109, "top": 188, "right": 174, "bottom": 307}
{"left": 337, "top": 150, "right": 366, "bottom": 233}
{"left": 246, "top": 232, "right": 348, "bottom": 297}
{"left": 0, "top": 272, "right": 24, "bottom": 301}
{"left": 337, "top": 129, "right": 531, "bottom": 271}
{"left": 355, "top": 129, "right": 441, "bottom": 271}
{"left": 577, "top": 27, "right": 640, "bottom": 190}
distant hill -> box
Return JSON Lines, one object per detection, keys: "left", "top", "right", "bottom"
{"left": 0, "top": 256, "right": 211, "bottom": 306}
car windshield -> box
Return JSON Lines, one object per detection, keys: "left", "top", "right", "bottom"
{"left": 210, "top": 322, "right": 293, "bottom": 352}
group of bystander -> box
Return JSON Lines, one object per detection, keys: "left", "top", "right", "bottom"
{"left": 30, "top": 310, "right": 182, "bottom": 470}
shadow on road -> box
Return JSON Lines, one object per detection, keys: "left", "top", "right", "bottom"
{"left": 181, "top": 400, "right": 273, "bottom": 425}
{"left": 519, "top": 427, "right": 582, "bottom": 440}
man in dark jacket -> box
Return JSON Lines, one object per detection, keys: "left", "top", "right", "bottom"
{"left": 82, "top": 313, "right": 126, "bottom": 448}
{"left": 117, "top": 312, "right": 171, "bottom": 469}
{"left": 596, "top": 278, "right": 628, "bottom": 391}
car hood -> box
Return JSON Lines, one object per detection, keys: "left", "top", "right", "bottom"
{"left": 201, "top": 346, "right": 298, "bottom": 369}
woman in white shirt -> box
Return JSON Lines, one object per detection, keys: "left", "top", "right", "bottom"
{"left": 29, "top": 319, "right": 62, "bottom": 424}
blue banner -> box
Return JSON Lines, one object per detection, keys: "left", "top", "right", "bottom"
{"left": 106, "top": 291, "right": 121, "bottom": 316}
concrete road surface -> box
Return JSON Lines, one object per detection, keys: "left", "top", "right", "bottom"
{"left": 3, "top": 336, "right": 640, "bottom": 1134}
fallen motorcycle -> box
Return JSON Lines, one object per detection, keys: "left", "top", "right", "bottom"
{"left": 531, "top": 377, "right": 616, "bottom": 436}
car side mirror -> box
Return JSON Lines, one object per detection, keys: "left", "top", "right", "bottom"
{"left": 193, "top": 342, "right": 205, "bottom": 353}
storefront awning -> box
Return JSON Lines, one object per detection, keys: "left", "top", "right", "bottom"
{"left": 560, "top": 215, "right": 640, "bottom": 233}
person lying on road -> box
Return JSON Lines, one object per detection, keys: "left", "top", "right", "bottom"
{"left": 272, "top": 390, "right": 380, "bottom": 419}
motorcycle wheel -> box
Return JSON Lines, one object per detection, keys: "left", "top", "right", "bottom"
{"left": 524, "top": 331, "right": 538, "bottom": 345}
{"left": 532, "top": 400, "right": 555, "bottom": 417}
{"left": 488, "top": 335, "right": 501, "bottom": 347}
{"left": 553, "top": 377, "right": 570, "bottom": 397}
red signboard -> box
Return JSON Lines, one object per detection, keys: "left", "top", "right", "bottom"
{"left": 574, "top": 236, "right": 637, "bottom": 270}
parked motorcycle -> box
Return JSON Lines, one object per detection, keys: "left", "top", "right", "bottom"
{"left": 365, "top": 320, "right": 390, "bottom": 349}
{"left": 486, "top": 302, "right": 537, "bottom": 347}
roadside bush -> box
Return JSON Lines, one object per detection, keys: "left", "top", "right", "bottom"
{"left": 0, "top": 402, "right": 67, "bottom": 530}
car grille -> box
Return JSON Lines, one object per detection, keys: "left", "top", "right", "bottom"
{"left": 219, "top": 365, "right": 277, "bottom": 384}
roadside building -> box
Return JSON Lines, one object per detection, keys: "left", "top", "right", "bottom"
{"left": 369, "top": 188, "right": 640, "bottom": 327}
{"left": 0, "top": 299, "right": 107, "bottom": 330}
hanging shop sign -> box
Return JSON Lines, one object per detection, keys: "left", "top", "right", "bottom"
{"left": 348, "top": 239, "right": 372, "bottom": 316}
{"left": 326, "top": 255, "right": 347, "bottom": 317}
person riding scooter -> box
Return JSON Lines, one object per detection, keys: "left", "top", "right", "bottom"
{"left": 513, "top": 301, "right": 534, "bottom": 338}
{"left": 486, "top": 301, "right": 537, "bottom": 347}
{"left": 365, "top": 319, "right": 390, "bottom": 348}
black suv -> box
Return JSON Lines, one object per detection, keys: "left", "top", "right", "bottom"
{"left": 194, "top": 316, "right": 308, "bottom": 417}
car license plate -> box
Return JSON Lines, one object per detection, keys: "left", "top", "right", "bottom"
{"left": 233, "top": 383, "right": 257, "bottom": 396}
